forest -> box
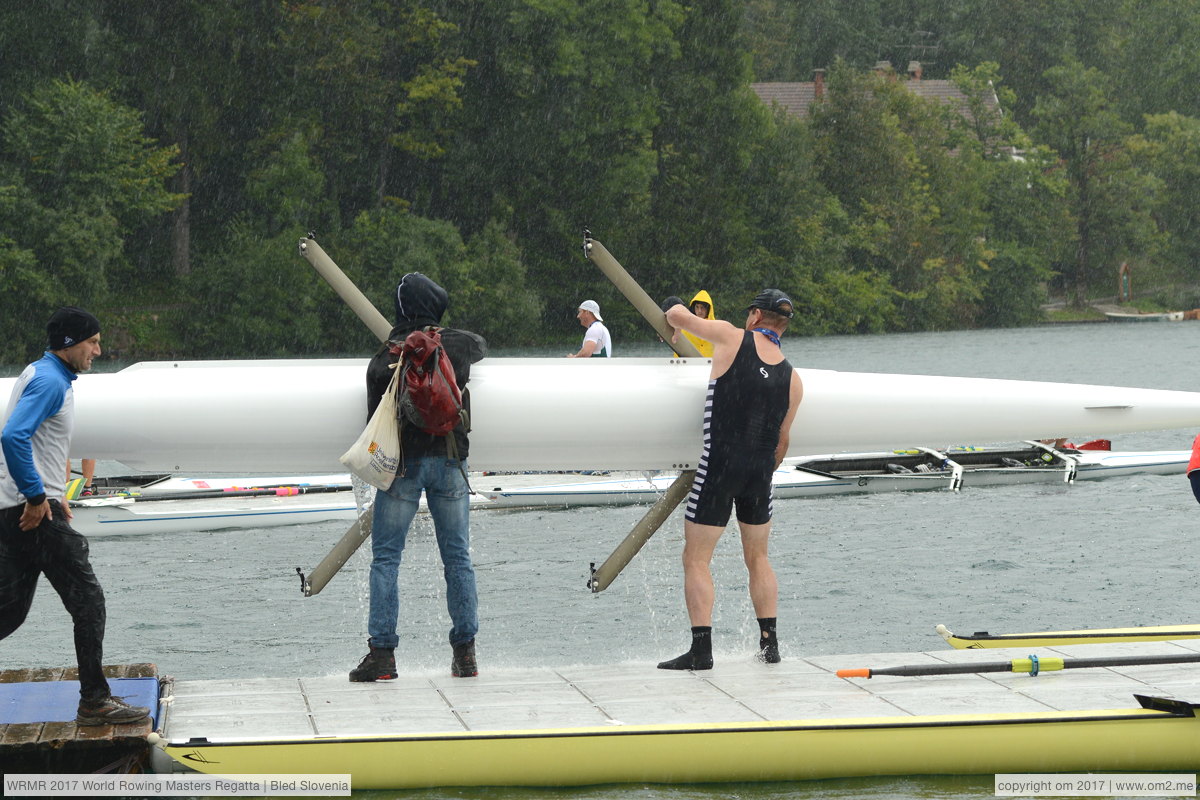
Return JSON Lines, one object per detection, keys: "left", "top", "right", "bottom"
{"left": 2, "top": 0, "right": 1199, "bottom": 361}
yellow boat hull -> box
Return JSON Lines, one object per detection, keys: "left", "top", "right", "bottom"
{"left": 937, "top": 623, "right": 1200, "bottom": 649}
{"left": 158, "top": 707, "right": 1200, "bottom": 789}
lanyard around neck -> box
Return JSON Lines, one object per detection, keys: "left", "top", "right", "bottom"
{"left": 752, "top": 327, "right": 781, "bottom": 347}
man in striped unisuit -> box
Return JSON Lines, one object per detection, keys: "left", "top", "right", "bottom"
{"left": 657, "top": 290, "right": 803, "bottom": 670}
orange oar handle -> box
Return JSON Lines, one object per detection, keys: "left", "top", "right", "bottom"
{"left": 836, "top": 668, "right": 871, "bottom": 679}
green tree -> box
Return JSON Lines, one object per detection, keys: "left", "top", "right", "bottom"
{"left": 738, "top": 102, "right": 897, "bottom": 334}
{"left": 809, "top": 61, "right": 990, "bottom": 329}
{"left": 930, "top": 0, "right": 1126, "bottom": 117}
{"left": 179, "top": 129, "right": 348, "bottom": 358}
{"left": 1110, "top": 0, "right": 1200, "bottom": 121}
{"left": 0, "top": 79, "right": 182, "bottom": 360}
{"left": 92, "top": 2, "right": 283, "bottom": 280}
{"left": 275, "top": 0, "right": 473, "bottom": 215}
{"left": 431, "top": 0, "right": 681, "bottom": 336}
{"left": 458, "top": 221, "right": 544, "bottom": 345}
{"left": 327, "top": 207, "right": 541, "bottom": 347}
{"left": 950, "top": 63, "right": 1068, "bottom": 326}
{"left": 1033, "top": 58, "right": 1162, "bottom": 308}
{"left": 1127, "top": 112, "right": 1200, "bottom": 299}
{"left": 179, "top": 220, "right": 327, "bottom": 357}
{"left": 742, "top": 0, "right": 940, "bottom": 82}
{"left": 635, "top": 0, "right": 775, "bottom": 305}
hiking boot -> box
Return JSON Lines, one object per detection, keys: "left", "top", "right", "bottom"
{"left": 451, "top": 640, "right": 478, "bottom": 677}
{"left": 349, "top": 643, "right": 396, "bottom": 682}
{"left": 76, "top": 695, "right": 150, "bottom": 727}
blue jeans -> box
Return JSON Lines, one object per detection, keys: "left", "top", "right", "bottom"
{"left": 368, "top": 457, "right": 477, "bottom": 649}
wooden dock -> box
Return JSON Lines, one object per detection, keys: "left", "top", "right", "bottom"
{"left": 0, "top": 663, "right": 158, "bottom": 774}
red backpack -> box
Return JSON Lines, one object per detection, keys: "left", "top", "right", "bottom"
{"left": 392, "top": 327, "right": 468, "bottom": 436}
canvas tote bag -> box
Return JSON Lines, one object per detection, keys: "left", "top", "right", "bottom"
{"left": 339, "top": 364, "right": 402, "bottom": 491}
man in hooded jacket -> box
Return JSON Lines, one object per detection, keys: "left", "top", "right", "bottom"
{"left": 350, "top": 273, "right": 488, "bottom": 681}
{"left": 682, "top": 290, "right": 716, "bottom": 358}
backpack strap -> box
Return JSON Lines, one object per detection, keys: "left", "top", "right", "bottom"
{"left": 387, "top": 359, "right": 407, "bottom": 478}
{"left": 426, "top": 327, "right": 473, "bottom": 491}
{"left": 443, "top": 431, "right": 474, "bottom": 495}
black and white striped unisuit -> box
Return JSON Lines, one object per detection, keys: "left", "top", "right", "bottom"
{"left": 684, "top": 331, "right": 792, "bottom": 526}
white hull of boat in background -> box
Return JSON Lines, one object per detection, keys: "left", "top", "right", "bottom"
{"left": 64, "top": 442, "right": 1188, "bottom": 533}
{"left": 70, "top": 491, "right": 359, "bottom": 536}
{"left": 3, "top": 357, "right": 1197, "bottom": 474}
{"left": 479, "top": 444, "right": 1190, "bottom": 508}
{"left": 68, "top": 474, "right": 360, "bottom": 536}
{"left": 1105, "top": 310, "right": 1184, "bottom": 322}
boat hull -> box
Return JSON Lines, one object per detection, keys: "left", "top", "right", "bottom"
{"left": 14, "top": 358, "right": 1200, "bottom": 473}
{"left": 155, "top": 705, "right": 1199, "bottom": 788}
{"left": 69, "top": 492, "right": 359, "bottom": 536}
{"left": 66, "top": 473, "right": 359, "bottom": 536}
{"left": 148, "top": 637, "right": 1200, "bottom": 789}
{"left": 939, "top": 623, "right": 1200, "bottom": 649}
{"left": 1105, "top": 311, "right": 1184, "bottom": 322}
{"left": 479, "top": 448, "right": 1189, "bottom": 508}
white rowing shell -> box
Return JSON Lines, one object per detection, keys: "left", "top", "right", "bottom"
{"left": 3, "top": 357, "right": 1199, "bottom": 473}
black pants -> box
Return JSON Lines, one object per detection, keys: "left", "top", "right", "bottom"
{"left": 0, "top": 500, "right": 110, "bottom": 702}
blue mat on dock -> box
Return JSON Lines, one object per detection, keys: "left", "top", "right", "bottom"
{"left": 0, "top": 678, "right": 158, "bottom": 725}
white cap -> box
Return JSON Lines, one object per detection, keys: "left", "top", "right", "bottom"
{"left": 577, "top": 300, "right": 602, "bottom": 321}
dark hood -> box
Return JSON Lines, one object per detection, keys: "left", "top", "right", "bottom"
{"left": 393, "top": 272, "right": 448, "bottom": 329}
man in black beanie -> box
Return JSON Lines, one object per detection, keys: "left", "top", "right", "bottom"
{"left": 0, "top": 307, "right": 150, "bottom": 726}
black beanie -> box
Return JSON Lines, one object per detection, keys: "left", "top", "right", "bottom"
{"left": 47, "top": 307, "right": 101, "bottom": 351}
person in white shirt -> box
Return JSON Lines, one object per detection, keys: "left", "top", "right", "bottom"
{"left": 567, "top": 299, "right": 612, "bottom": 358}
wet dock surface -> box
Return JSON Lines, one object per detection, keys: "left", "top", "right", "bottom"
{"left": 159, "top": 640, "right": 1200, "bottom": 741}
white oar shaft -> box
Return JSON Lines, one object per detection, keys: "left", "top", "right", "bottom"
{"left": 301, "top": 507, "right": 374, "bottom": 596}
{"left": 295, "top": 237, "right": 389, "bottom": 597}
{"left": 298, "top": 236, "right": 392, "bottom": 343}
{"left": 588, "top": 471, "right": 694, "bottom": 592}
{"left": 583, "top": 236, "right": 704, "bottom": 359}
{"left": 581, "top": 235, "right": 705, "bottom": 589}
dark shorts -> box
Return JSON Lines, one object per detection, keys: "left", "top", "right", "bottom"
{"left": 685, "top": 444, "right": 775, "bottom": 527}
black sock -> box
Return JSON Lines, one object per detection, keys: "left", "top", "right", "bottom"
{"left": 757, "top": 618, "right": 781, "bottom": 663}
{"left": 690, "top": 626, "right": 713, "bottom": 658}
{"left": 657, "top": 626, "right": 714, "bottom": 670}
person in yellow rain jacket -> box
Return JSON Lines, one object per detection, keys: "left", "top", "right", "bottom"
{"left": 681, "top": 290, "right": 715, "bottom": 357}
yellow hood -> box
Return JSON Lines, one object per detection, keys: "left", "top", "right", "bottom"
{"left": 688, "top": 290, "right": 715, "bottom": 320}
{"left": 683, "top": 290, "right": 715, "bottom": 357}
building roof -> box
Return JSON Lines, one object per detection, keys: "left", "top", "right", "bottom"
{"left": 751, "top": 64, "right": 1000, "bottom": 124}
{"left": 749, "top": 82, "right": 819, "bottom": 119}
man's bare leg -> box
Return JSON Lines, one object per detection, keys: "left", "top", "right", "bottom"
{"left": 658, "top": 521, "right": 724, "bottom": 670}
{"left": 740, "top": 520, "right": 781, "bottom": 662}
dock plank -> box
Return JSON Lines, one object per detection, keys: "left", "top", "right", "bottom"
{"left": 0, "top": 663, "right": 157, "bottom": 774}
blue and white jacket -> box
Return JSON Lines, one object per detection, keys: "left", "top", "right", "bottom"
{"left": 0, "top": 353, "right": 76, "bottom": 508}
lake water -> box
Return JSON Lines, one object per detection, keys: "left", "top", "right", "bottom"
{"left": 6, "top": 321, "right": 1200, "bottom": 799}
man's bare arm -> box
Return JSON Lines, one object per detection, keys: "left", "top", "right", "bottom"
{"left": 774, "top": 371, "right": 804, "bottom": 468}
{"left": 568, "top": 339, "right": 598, "bottom": 358}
